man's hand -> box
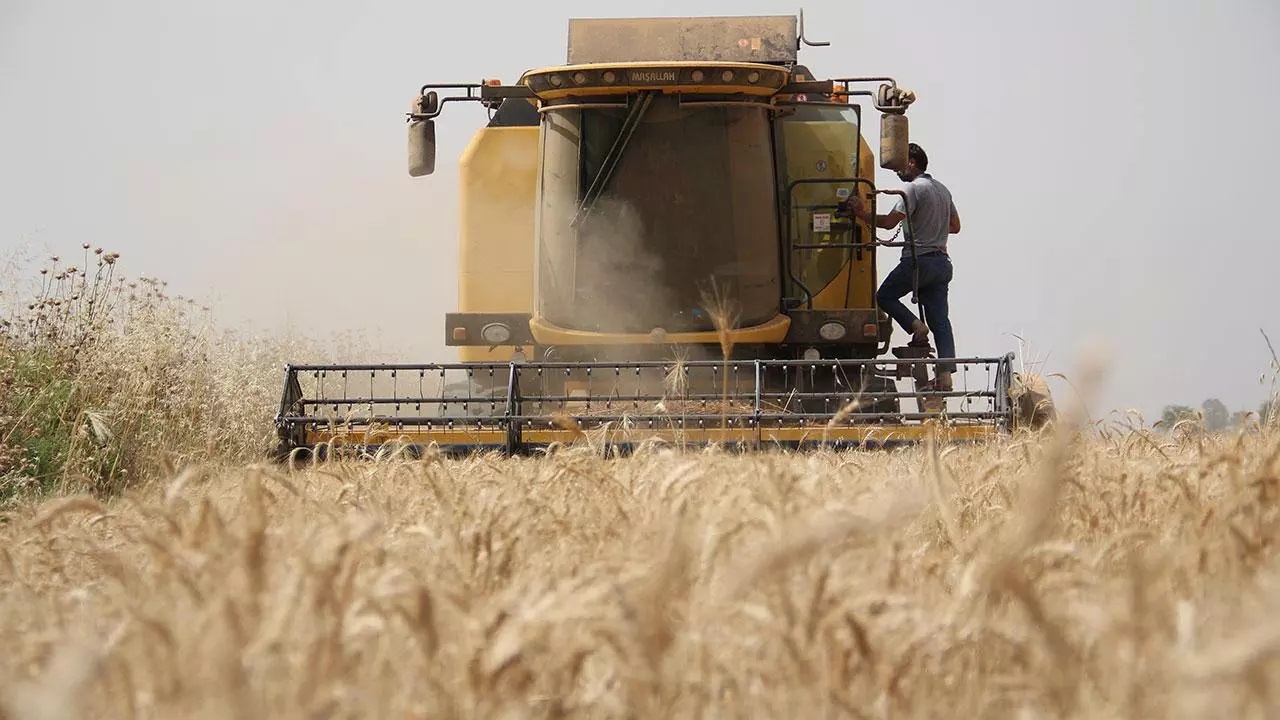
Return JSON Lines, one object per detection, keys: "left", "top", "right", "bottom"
{"left": 851, "top": 194, "right": 905, "bottom": 230}
{"left": 850, "top": 195, "right": 868, "bottom": 223}
{"left": 834, "top": 196, "right": 854, "bottom": 220}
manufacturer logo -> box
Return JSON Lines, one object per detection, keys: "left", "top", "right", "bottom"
{"left": 627, "top": 70, "right": 677, "bottom": 84}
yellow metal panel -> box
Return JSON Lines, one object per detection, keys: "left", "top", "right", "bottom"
{"left": 520, "top": 424, "right": 997, "bottom": 446}
{"left": 528, "top": 312, "right": 791, "bottom": 346}
{"left": 305, "top": 422, "right": 998, "bottom": 449}
{"left": 309, "top": 428, "right": 508, "bottom": 446}
{"left": 757, "top": 423, "right": 997, "bottom": 444}
{"left": 456, "top": 125, "right": 540, "bottom": 362}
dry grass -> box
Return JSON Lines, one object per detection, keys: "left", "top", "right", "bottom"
{"left": 0, "top": 250, "right": 377, "bottom": 500}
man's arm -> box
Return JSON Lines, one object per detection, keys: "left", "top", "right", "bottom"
{"left": 948, "top": 200, "right": 961, "bottom": 234}
{"left": 849, "top": 195, "right": 904, "bottom": 229}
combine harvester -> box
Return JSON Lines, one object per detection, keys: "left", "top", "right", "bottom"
{"left": 275, "top": 13, "right": 1030, "bottom": 459}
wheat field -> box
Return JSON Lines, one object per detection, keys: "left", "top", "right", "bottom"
{"left": 4, "top": 253, "right": 1280, "bottom": 719}
{"left": 4, "top": 425, "right": 1280, "bottom": 719}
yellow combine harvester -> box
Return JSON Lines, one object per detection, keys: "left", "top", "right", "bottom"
{"left": 275, "top": 13, "right": 1021, "bottom": 458}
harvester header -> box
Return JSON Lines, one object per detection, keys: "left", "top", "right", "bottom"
{"left": 274, "top": 11, "right": 1032, "bottom": 460}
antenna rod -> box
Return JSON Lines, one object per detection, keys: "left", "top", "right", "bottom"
{"left": 798, "top": 8, "right": 831, "bottom": 48}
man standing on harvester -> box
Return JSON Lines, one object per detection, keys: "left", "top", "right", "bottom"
{"left": 849, "top": 142, "right": 962, "bottom": 393}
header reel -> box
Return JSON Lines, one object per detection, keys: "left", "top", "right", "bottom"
{"left": 274, "top": 354, "right": 1015, "bottom": 460}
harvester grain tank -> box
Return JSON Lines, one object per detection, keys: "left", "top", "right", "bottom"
{"left": 275, "top": 13, "right": 1023, "bottom": 458}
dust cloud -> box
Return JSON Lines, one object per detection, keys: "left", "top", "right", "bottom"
{"left": 568, "top": 193, "right": 740, "bottom": 358}
{"left": 570, "top": 195, "right": 679, "bottom": 335}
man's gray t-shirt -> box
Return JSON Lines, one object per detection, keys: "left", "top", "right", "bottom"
{"left": 892, "top": 173, "right": 954, "bottom": 260}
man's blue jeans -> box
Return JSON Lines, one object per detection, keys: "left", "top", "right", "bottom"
{"left": 876, "top": 253, "right": 956, "bottom": 374}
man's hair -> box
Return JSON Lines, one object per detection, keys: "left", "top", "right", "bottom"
{"left": 908, "top": 143, "right": 928, "bottom": 171}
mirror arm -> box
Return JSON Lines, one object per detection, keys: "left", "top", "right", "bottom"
{"left": 776, "top": 80, "right": 834, "bottom": 95}
{"left": 829, "top": 76, "right": 916, "bottom": 114}
{"left": 775, "top": 76, "right": 915, "bottom": 114}
{"left": 407, "top": 95, "right": 475, "bottom": 122}
{"left": 409, "top": 83, "right": 536, "bottom": 122}
{"left": 480, "top": 84, "right": 536, "bottom": 101}
{"left": 419, "top": 82, "right": 483, "bottom": 96}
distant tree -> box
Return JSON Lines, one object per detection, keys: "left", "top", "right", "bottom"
{"left": 1230, "top": 410, "right": 1253, "bottom": 428}
{"left": 1201, "top": 398, "right": 1229, "bottom": 431}
{"left": 1161, "top": 405, "right": 1197, "bottom": 429}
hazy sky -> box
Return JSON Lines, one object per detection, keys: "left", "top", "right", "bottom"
{"left": 3, "top": 1, "right": 1278, "bottom": 420}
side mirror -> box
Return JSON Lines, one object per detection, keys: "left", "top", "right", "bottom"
{"left": 408, "top": 118, "right": 436, "bottom": 177}
{"left": 879, "top": 112, "right": 908, "bottom": 171}
{"left": 407, "top": 92, "right": 439, "bottom": 177}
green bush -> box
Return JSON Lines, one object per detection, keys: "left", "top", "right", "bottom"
{"left": 0, "top": 247, "right": 299, "bottom": 501}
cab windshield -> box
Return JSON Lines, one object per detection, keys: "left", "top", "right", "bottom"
{"left": 536, "top": 94, "right": 780, "bottom": 333}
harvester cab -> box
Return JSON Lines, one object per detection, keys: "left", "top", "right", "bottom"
{"left": 274, "top": 13, "right": 1021, "bottom": 459}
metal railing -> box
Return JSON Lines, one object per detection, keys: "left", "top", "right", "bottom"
{"left": 275, "top": 354, "right": 1015, "bottom": 457}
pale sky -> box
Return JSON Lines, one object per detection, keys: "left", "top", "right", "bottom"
{"left": 2, "top": 1, "right": 1278, "bottom": 420}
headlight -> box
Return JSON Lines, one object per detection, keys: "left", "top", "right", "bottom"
{"left": 802, "top": 347, "right": 821, "bottom": 361}
{"left": 818, "top": 321, "right": 847, "bottom": 341}
{"left": 481, "top": 323, "right": 511, "bottom": 344}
